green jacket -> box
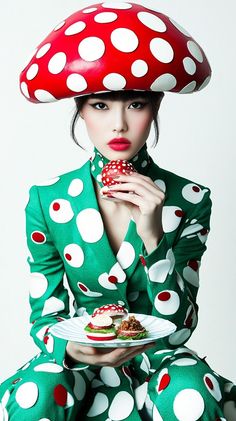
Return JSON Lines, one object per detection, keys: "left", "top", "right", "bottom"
{"left": 25, "top": 157, "right": 212, "bottom": 371}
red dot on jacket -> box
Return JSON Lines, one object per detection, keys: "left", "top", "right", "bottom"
{"left": 205, "top": 376, "right": 214, "bottom": 390}
{"left": 139, "top": 255, "right": 146, "bottom": 266}
{"left": 32, "top": 231, "right": 45, "bottom": 243}
{"left": 108, "top": 275, "right": 118, "bottom": 284}
{"left": 158, "top": 291, "right": 171, "bottom": 301}
{"left": 175, "top": 210, "right": 185, "bottom": 217}
{"left": 158, "top": 373, "right": 171, "bottom": 392}
{"left": 54, "top": 384, "right": 68, "bottom": 406}
{"left": 53, "top": 202, "right": 60, "bottom": 211}
{"left": 188, "top": 260, "right": 199, "bottom": 271}
{"left": 78, "top": 283, "right": 88, "bottom": 292}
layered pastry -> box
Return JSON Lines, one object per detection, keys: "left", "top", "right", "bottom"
{"left": 84, "top": 314, "right": 116, "bottom": 341}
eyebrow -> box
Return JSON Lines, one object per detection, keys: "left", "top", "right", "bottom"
{"left": 88, "top": 96, "right": 147, "bottom": 101}
{"left": 88, "top": 97, "right": 107, "bottom": 100}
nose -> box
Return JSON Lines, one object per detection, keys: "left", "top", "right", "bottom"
{"left": 112, "top": 106, "right": 128, "bottom": 134}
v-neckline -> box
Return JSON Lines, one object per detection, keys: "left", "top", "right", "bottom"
{"left": 91, "top": 177, "right": 133, "bottom": 258}
{"left": 81, "top": 160, "right": 147, "bottom": 283}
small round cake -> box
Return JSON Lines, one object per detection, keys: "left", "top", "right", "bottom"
{"left": 116, "top": 315, "right": 148, "bottom": 340}
{"left": 92, "top": 304, "right": 128, "bottom": 321}
{"left": 100, "top": 160, "right": 137, "bottom": 201}
{"left": 84, "top": 314, "right": 116, "bottom": 341}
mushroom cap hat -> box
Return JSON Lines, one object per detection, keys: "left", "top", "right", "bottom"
{"left": 20, "top": 1, "right": 212, "bottom": 103}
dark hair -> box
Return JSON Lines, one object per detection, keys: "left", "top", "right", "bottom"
{"left": 70, "top": 90, "right": 164, "bottom": 150}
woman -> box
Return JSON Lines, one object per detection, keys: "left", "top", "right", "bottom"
{"left": 1, "top": 2, "right": 236, "bottom": 420}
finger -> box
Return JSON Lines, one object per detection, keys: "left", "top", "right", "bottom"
{"left": 109, "top": 183, "right": 165, "bottom": 206}
{"left": 127, "top": 172, "right": 156, "bottom": 186}
{"left": 114, "top": 174, "right": 155, "bottom": 191}
{"left": 111, "top": 344, "right": 152, "bottom": 360}
{"left": 85, "top": 343, "right": 156, "bottom": 367}
{"left": 115, "top": 173, "right": 164, "bottom": 191}
{"left": 75, "top": 342, "right": 116, "bottom": 356}
{"left": 109, "top": 182, "right": 154, "bottom": 198}
{"left": 111, "top": 192, "right": 159, "bottom": 218}
{"left": 109, "top": 345, "right": 154, "bottom": 367}
{"left": 110, "top": 191, "right": 144, "bottom": 205}
{"left": 110, "top": 192, "right": 161, "bottom": 217}
{"left": 131, "top": 174, "right": 164, "bottom": 195}
{"left": 112, "top": 176, "right": 165, "bottom": 198}
{"left": 97, "top": 347, "right": 117, "bottom": 355}
{"left": 99, "top": 345, "right": 145, "bottom": 365}
{"left": 143, "top": 342, "right": 157, "bottom": 351}
{"left": 75, "top": 344, "right": 101, "bottom": 356}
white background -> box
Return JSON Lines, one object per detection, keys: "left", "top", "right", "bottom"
{"left": 1, "top": 0, "right": 235, "bottom": 383}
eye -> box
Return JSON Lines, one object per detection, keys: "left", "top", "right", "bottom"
{"left": 91, "top": 102, "right": 108, "bottom": 110}
{"left": 129, "top": 102, "right": 147, "bottom": 109}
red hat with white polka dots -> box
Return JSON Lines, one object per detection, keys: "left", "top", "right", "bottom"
{"left": 19, "top": 2, "right": 211, "bottom": 103}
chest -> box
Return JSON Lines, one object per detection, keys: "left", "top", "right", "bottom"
{"left": 101, "top": 207, "right": 131, "bottom": 255}
{"left": 95, "top": 185, "right": 131, "bottom": 256}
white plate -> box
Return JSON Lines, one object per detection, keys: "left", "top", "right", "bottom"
{"left": 50, "top": 313, "right": 177, "bottom": 348}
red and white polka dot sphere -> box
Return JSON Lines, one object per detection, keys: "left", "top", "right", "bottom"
{"left": 19, "top": 2, "right": 212, "bottom": 103}
{"left": 92, "top": 303, "right": 128, "bottom": 318}
{"left": 101, "top": 160, "right": 137, "bottom": 186}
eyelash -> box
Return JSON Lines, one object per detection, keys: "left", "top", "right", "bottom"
{"left": 90, "top": 102, "right": 147, "bottom": 110}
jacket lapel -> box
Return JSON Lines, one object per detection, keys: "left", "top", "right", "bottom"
{"left": 72, "top": 162, "right": 142, "bottom": 299}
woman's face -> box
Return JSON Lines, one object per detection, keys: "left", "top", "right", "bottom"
{"left": 80, "top": 95, "right": 155, "bottom": 160}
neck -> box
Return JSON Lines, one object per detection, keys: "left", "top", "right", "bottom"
{"left": 89, "top": 143, "right": 153, "bottom": 189}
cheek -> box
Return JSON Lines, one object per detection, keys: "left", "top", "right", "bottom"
{"left": 84, "top": 114, "right": 101, "bottom": 135}
{"left": 135, "top": 114, "right": 153, "bottom": 134}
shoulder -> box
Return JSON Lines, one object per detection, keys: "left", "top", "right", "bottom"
{"left": 30, "top": 159, "right": 90, "bottom": 192}
{"left": 25, "top": 159, "right": 91, "bottom": 208}
{"left": 150, "top": 160, "right": 210, "bottom": 192}
{"left": 149, "top": 160, "right": 212, "bottom": 214}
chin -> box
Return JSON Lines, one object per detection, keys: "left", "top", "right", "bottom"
{"left": 106, "top": 148, "right": 136, "bottom": 161}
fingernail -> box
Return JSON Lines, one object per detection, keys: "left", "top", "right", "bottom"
{"left": 113, "top": 176, "right": 120, "bottom": 179}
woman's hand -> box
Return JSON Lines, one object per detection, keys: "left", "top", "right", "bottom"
{"left": 108, "top": 172, "right": 165, "bottom": 243}
{"left": 66, "top": 341, "right": 155, "bottom": 368}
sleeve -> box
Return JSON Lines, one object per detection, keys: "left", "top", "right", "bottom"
{"left": 25, "top": 185, "right": 88, "bottom": 370}
{"left": 139, "top": 189, "right": 212, "bottom": 348}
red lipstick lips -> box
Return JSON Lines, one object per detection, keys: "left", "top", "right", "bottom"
{"left": 108, "top": 138, "right": 131, "bottom": 144}
{"left": 108, "top": 138, "right": 131, "bottom": 151}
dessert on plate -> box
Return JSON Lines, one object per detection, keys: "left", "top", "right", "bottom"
{"left": 116, "top": 315, "right": 148, "bottom": 340}
{"left": 92, "top": 303, "right": 128, "bottom": 323}
{"left": 84, "top": 303, "right": 148, "bottom": 342}
{"left": 84, "top": 314, "right": 116, "bottom": 341}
